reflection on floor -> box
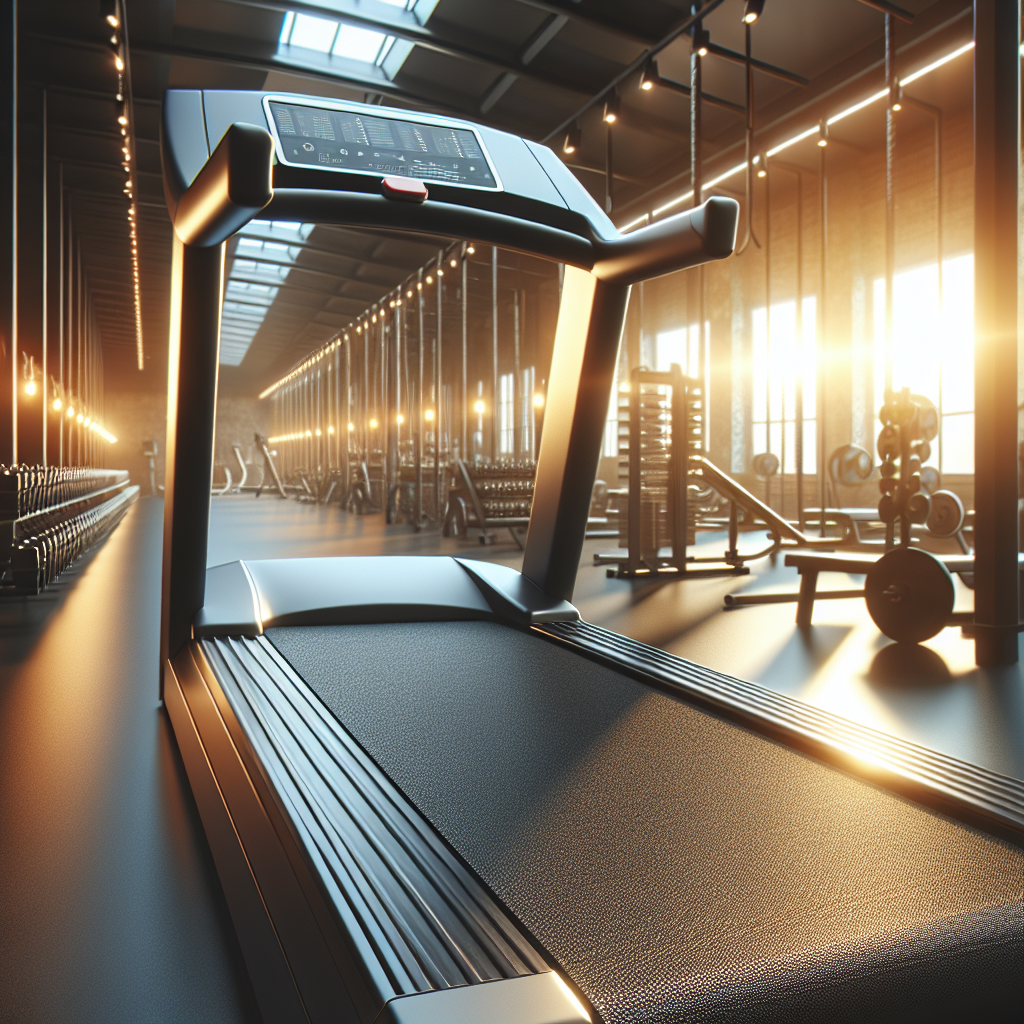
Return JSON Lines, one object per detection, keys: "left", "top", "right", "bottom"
{"left": 0, "top": 498, "right": 259, "bottom": 1023}
{"left": 208, "top": 494, "right": 1024, "bottom": 780}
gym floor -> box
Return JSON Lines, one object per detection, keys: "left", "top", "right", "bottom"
{"left": 1, "top": 496, "right": 1022, "bottom": 1022}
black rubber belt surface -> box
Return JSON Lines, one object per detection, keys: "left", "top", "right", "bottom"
{"left": 269, "top": 621, "right": 1024, "bottom": 1024}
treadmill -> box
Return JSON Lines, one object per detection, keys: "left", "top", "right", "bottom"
{"left": 159, "top": 90, "right": 1024, "bottom": 1024}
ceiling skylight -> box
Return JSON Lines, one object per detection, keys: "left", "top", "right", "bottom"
{"left": 279, "top": 10, "right": 395, "bottom": 66}
{"left": 220, "top": 221, "right": 315, "bottom": 366}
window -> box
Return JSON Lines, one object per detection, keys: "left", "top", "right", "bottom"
{"left": 277, "top": 5, "right": 423, "bottom": 72}
{"left": 751, "top": 298, "right": 817, "bottom": 474}
{"left": 499, "top": 372, "right": 515, "bottom": 454}
{"left": 220, "top": 222, "right": 315, "bottom": 366}
{"left": 521, "top": 366, "right": 535, "bottom": 457}
{"left": 871, "top": 254, "right": 974, "bottom": 474}
{"left": 655, "top": 322, "right": 711, "bottom": 454}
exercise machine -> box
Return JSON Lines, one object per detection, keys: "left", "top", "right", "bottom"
{"left": 729, "top": 392, "right": 998, "bottom": 643}
{"left": 160, "top": 90, "right": 1023, "bottom": 1023}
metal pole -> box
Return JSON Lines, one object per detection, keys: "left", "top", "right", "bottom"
{"left": 765, "top": 168, "right": 772, "bottom": 509}
{"left": 41, "top": 88, "right": 47, "bottom": 465}
{"left": 605, "top": 122, "right": 613, "bottom": 214}
{"left": 884, "top": 12, "right": 896, "bottom": 404}
{"left": 972, "top": 0, "right": 1020, "bottom": 667}
{"left": 461, "top": 247, "right": 468, "bottom": 459}
{"left": 0, "top": 0, "right": 16, "bottom": 465}
{"left": 491, "top": 245, "right": 498, "bottom": 460}
{"left": 58, "top": 164, "right": 63, "bottom": 465}
{"left": 435, "top": 250, "right": 443, "bottom": 521}
{"left": 416, "top": 268, "right": 424, "bottom": 525}
{"left": 513, "top": 289, "right": 521, "bottom": 457}
{"left": 817, "top": 140, "right": 827, "bottom": 535}
{"left": 690, "top": 15, "right": 702, "bottom": 209}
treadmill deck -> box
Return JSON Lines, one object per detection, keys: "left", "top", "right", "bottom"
{"left": 264, "top": 620, "right": 1024, "bottom": 1023}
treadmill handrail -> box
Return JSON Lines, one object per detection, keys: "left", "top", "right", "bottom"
{"left": 169, "top": 121, "right": 738, "bottom": 283}
{"left": 159, "top": 103, "right": 739, "bottom": 671}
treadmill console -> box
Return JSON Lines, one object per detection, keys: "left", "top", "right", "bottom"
{"left": 265, "top": 96, "right": 501, "bottom": 191}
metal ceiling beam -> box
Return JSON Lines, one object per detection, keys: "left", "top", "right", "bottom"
{"left": 514, "top": 0, "right": 665, "bottom": 45}
{"left": 26, "top": 30, "right": 465, "bottom": 118}
{"left": 704, "top": 43, "right": 809, "bottom": 87}
{"left": 856, "top": 0, "right": 914, "bottom": 24}
{"left": 540, "top": 0, "right": 728, "bottom": 142}
{"left": 229, "top": 261, "right": 406, "bottom": 291}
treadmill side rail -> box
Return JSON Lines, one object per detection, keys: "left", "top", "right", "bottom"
{"left": 378, "top": 973, "right": 591, "bottom": 1024}
{"left": 167, "top": 636, "right": 563, "bottom": 1024}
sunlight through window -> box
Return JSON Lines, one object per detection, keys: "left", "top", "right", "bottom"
{"left": 751, "top": 298, "right": 817, "bottom": 474}
{"left": 872, "top": 255, "right": 974, "bottom": 474}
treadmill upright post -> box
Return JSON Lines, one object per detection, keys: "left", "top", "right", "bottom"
{"left": 523, "top": 267, "right": 630, "bottom": 601}
{"left": 160, "top": 237, "right": 225, "bottom": 692}
{"left": 973, "top": 0, "right": 1021, "bottom": 667}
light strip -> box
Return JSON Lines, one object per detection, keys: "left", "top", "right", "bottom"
{"left": 258, "top": 241, "right": 472, "bottom": 399}
{"left": 620, "top": 40, "right": 975, "bottom": 231}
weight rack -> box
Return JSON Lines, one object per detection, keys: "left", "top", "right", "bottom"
{"left": 444, "top": 458, "right": 535, "bottom": 545}
{"left": 596, "top": 365, "right": 746, "bottom": 579}
{"left": 0, "top": 465, "right": 139, "bottom": 596}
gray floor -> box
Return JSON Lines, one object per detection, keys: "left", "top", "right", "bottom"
{"left": 0, "top": 498, "right": 260, "bottom": 1023}
{"left": 1, "top": 492, "right": 1021, "bottom": 1023}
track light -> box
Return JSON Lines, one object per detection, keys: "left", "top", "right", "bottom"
{"left": 693, "top": 26, "right": 710, "bottom": 57}
{"left": 640, "top": 60, "right": 659, "bottom": 91}
{"left": 24, "top": 380, "right": 36, "bottom": 396}
{"left": 817, "top": 119, "right": 829, "bottom": 147}
{"left": 101, "top": 1, "right": 119, "bottom": 28}
{"left": 756, "top": 152, "right": 768, "bottom": 178}
{"left": 602, "top": 92, "right": 620, "bottom": 124}
{"left": 561, "top": 125, "right": 579, "bottom": 154}
{"left": 891, "top": 83, "right": 903, "bottom": 112}
{"left": 742, "top": 0, "right": 766, "bottom": 24}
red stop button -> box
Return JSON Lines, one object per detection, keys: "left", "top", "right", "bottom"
{"left": 381, "top": 176, "right": 429, "bottom": 203}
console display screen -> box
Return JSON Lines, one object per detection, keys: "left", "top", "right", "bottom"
{"left": 268, "top": 101, "right": 499, "bottom": 189}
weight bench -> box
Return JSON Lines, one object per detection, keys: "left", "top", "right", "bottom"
{"left": 783, "top": 550, "right": 1022, "bottom": 629}
{"left": 802, "top": 507, "right": 884, "bottom": 544}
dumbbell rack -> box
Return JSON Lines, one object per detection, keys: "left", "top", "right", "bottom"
{"left": 444, "top": 458, "right": 535, "bottom": 545}
{"left": 0, "top": 466, "right": 139, "bottom": 596}
{"left": 596, "top": 365, "right": 746, "bottom": 579}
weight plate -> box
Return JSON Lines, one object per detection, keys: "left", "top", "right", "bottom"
{"left": 865, "top": 547, "right": 955, "bottom": 644}
{"left": 829, "top": 444, "right": 874, "bottom": 487}
{"left": 877, "top": 425, "right": 899, "bottom": 461}
{"left": 926, "top": 489, "right": 965, "bottom": 537}
{"left": 919, "top": 465, "right": 941, "bottom": 496}
{"left": 907, "top": 491, "right": 931, "bottom": 523}
{"left": 910, "top": 394, "right": 939, "bottom": 442}
{"left": 751, "top": 452, "right": 780, "bottom": 478}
